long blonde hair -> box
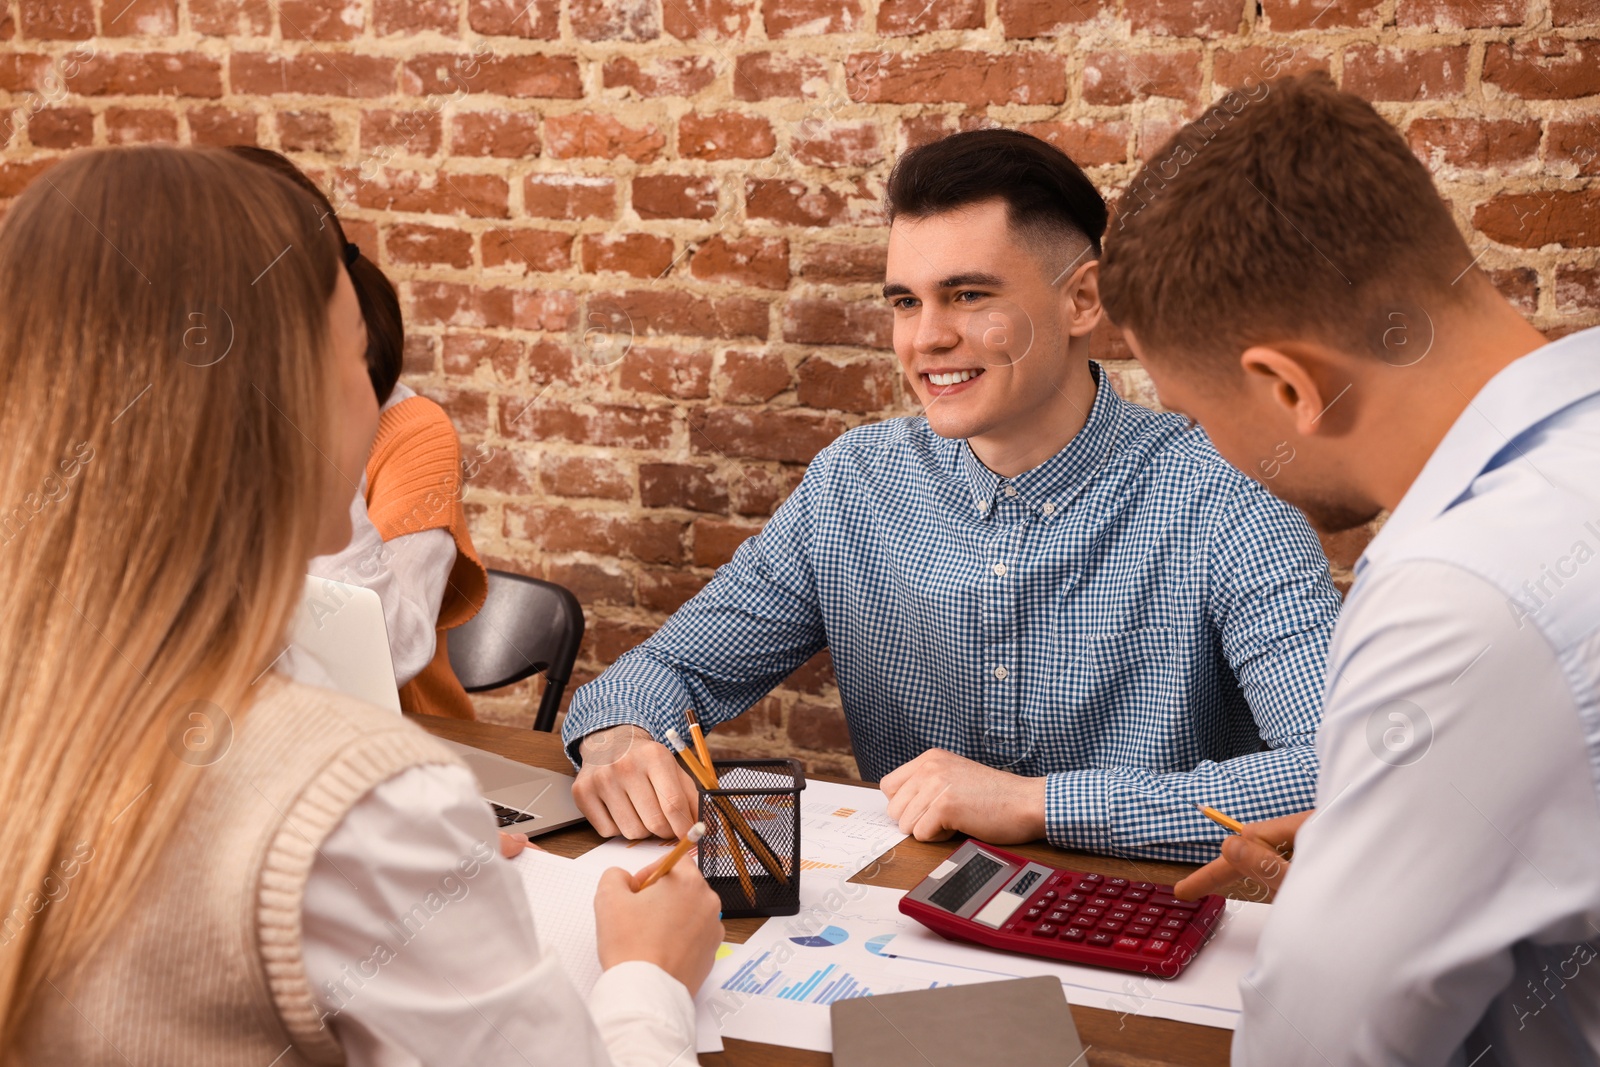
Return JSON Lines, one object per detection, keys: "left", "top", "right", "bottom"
{"left": 0, "top": 146, "right": 344, "bottom": 1040}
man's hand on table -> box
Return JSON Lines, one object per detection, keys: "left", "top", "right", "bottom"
{"left": 1173, "top": 809, "right": 1310, "bottom": 902}
{"left": 573, "top": 724, "right": 702, "bottom": 839}
{"left": 880, "top": 748, "right": 1048, "bottom": 843}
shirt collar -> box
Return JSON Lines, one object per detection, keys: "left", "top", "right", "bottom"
{"left": 1359, "top": 327, "right": 1600, "bottom": 575}
{"left": 958, "top": 361, "right": 1123, "bottom": 520}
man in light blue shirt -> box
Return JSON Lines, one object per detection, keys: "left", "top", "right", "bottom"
{"left": 1105, "top": 71, "right": 1600, "bottom": 1064}
{"left": 562, "top": 129, "right": 1342, "bottom": 863}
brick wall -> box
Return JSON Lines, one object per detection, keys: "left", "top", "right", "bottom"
{"left": 3, "top": 0, "right": 1595, "bottom": 777}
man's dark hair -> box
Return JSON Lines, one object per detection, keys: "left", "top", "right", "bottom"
{"left": 885, "top": 128, "right": 1108, "bottom": 270}
{"left": 226, "top": 145, "right": 405, "bottom": 404}
{"left": 1101, "top": 71, "right": 1476, "bottom": 369}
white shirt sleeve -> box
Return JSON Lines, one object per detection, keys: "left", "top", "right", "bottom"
{"left": 1234, "top": 560, "right": 1600, "bottom": 1066}
{"left": 301, "top": 763, "right": 701, "bottom": 1067}
{"left": 307, "top": 478, "right": 458, "bottom": 686}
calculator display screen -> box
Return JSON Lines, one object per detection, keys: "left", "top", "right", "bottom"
{"left": 927, "top": 855, "right": 1002, "bottom": 913}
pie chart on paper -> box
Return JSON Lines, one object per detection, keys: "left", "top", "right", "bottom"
{"left": 789, "top": 925, "right": 849, "bottom": 948}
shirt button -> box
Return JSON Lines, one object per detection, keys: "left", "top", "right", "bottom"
{"left": 992, "top": 563, "right": 1006, "bottom": 577}
{"left": 1003, "top": 486, "right": 1018, "bottom": 498}
{"left": 1042, "top": 503, "right": 1056, "bottom": 516}
{"left": 993, "top": 666, "right": 1009, "bottom": 681}
{"left": 977, "top": 499, "right": 990, "bottom": 512}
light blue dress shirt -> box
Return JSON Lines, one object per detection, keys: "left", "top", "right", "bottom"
{"left": 565, "top": 364, "right": 1341, "bottom": 861}
{"left": 1236, "top": 326, "right": 1600, "bottom": 1065}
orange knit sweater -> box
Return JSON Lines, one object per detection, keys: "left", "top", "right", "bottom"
{"left": 364, "top": 395, "right": 487, "bottom": 720}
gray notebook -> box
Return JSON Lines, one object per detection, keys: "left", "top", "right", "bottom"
{"left": 831, "top": 975, "right": 1085, "bottom": 1066}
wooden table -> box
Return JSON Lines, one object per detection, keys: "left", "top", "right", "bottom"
{"left": 412, "top": 716, "right": 1235, "bottom": 1067}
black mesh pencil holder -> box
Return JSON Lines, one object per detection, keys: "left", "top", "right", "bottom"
{"left": 697, "top": 759, "right": 805, "bottom": 919}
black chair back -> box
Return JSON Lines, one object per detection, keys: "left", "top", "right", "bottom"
{"left": 447, "top": 570, "right": 585, "bottom": 732}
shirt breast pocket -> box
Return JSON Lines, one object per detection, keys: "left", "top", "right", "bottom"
{"left": 1052, "top": 626, "right": 1179, "bottom": 731}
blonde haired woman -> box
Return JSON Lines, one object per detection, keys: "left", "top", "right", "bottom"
{"left": 0, "top": 146, "right": 720, "bottom": 1065}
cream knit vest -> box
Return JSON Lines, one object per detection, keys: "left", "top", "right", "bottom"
{"left": 16, "top": 675, "right": 464, "bottom": 1065}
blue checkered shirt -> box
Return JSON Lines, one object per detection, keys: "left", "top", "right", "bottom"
{"left": 565, "top": 364, "right": 1341, "bottom": 862}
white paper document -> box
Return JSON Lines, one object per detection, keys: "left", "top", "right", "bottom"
{"left": 509, "top": 849, "right": 725, "bottom": 1054}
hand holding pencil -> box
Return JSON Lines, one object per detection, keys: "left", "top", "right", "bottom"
{"left": 1175, "top": 808, "right": 1312, "bottom": 902}
{"left": 594, "top": 822, "right": 723, "bottom": 995}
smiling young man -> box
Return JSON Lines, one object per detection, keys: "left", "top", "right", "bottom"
{"left": 1102, "top": 72, "right": 1600, "bottom": 1064}
{"left": 560, "top": 129, "right": 1342, "bottom": 863}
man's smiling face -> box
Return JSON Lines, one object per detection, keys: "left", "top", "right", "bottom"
{"left": 884, "top": 198, "right": 1086, "bottom": 445}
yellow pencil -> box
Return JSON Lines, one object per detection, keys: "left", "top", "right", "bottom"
{"left": 636, "top": 821, "right": 706, "bottom": 890}
{"left": 667, "top": 728, "right": 790, "bottom": 887}
{"left": 1196, "top": 804, "right": 1247, "bottom": 836}
{"left": 685, "top": 708, "right": 716, "bottom": 783}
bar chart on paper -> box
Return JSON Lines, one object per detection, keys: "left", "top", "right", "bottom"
{"left": 719, "top": 950, "right": 945, "bottom": 1006}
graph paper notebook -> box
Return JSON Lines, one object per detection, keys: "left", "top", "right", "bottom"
{"left": 830, "top": 975, "right": 1083, "bottom": 1066}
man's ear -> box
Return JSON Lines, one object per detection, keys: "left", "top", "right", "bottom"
{"left": 1060, "top": 258, "right": 1103, "bottom": 339}
{"left": 1239, "top": 344, "right": 1352, "bottom": 437}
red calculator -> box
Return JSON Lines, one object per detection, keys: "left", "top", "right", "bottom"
{"left": 899, "top": 840, "right": 1226, "bottom": 978}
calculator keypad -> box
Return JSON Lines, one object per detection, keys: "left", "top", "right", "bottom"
{"left": 999, "top": 868, "right": 1214, "bottom": 969}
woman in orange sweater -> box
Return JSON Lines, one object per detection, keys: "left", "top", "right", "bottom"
{"left": 231, "top": 147, "right": 487, "bottom": 719}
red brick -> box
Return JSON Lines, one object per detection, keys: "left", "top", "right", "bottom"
{"left": 1549, "top": 118, "right": 1600, "bottom": 177}
{"left": 545, "top": 560, "right": 634, "bottom": 606}
{"left": 796, "top": 355, "right": 897, "bottom": 413}
{"left": 106, "top": 108, "right": 179, "bottom": 145}
{"left": 693, "top": 518, "right": 763, "bottom": 567}
{"left": 1474, "top": 189, "right": 1600, "bottom": 249}
{"left": 787, "top": 700, "right": 852, "bottom": 752}
{"left": 633, "top": 174, "right": 720, "bottom": 220}
{"left": 848, "top": 51, "right": 1066, "bottom": 106}
{"left": 546, "top": 112, "right": 665, "bottom": 163}
{"left": 191, "top": 0, "right": 272, "bottom": 35}
{"left": 733, "top": 52, "right": 829, "bottom": 100}
{"left": 586, "top": 618, "right": 661, "bottom": 664}
{"left": 510, "top": 506, "right": 687, "bottom": 565}
{"left": 666, "top": 0, "right": 755, "bottom": 38}
{"left": 679, "top": 111, "right": 776, "bottom": 160}
{"left": 1343, "top": 44, "right": 1469, "bottom": 101}
{"left": 279, "top": 0, "right": 362, "bottom": 39}
{"left": 361, "top": 109, "right": 442, "bottom": 155}
{"left": 638, "top": 568, "right": 711, "bottom": 612}
{"left": 231, "top": 53, "right": 392, "bottom": 98}
{"left": 640, "top": 463, "right": 728, "bottom": 512}
{"left": 881, "top": 0, "right": 984, "bottom": 33}
{"left": 375, "top": 0, "right": 458, "bottom": 35}
{"left": 1016, "top": 120, "right": 1130, "bottom": 168}
{"left": 720, "top": 350, "right": 792, "bottom": 402}
{"left": 793, "top": 121, "right": 882, "bottom": 168}
{"left": 582, "top": 233, "right": 677, "bottom": 278}
{"left": 501, "top": 400, "right": 677, "bottom": 450}
{"left": 442, "top": 332, "right": 529, "bottom": 380}
{"left": 482, "top": 227, "right": 575, "bottom": 273}
{"left": 1398, "top": 0, "right": 1527, "bottom": 27}
{"left": 29, "top": 108, "right": 93, "bottom": 150}
{"left": 467, "top": 0, "right": 559, "bottom": 37}
{"left": 691, "top": 408, "right": 846, "bottom": 463}
{"left": 1406, "top": 117, "right": 1541, "bottom": 170}
{"left": 1127, "top": 0, "right": 1240, "bottom": 35}
{"left": 402, "top": 333, "right": 438, "bottom": 377}
{"left": 187, "top": 106, "right": 259, "bottom": 146}
{"left": 1485, "top": 267, "right": 1539, "bottom": 316}
{"left": 787, "top": 649, "right": 836, "bottom": 694}
{"left": 70, "top": 52, "right": 224, "bottom": 98}
{"left": 388, "top": 222, "right": 474, "bottom": 269}
{"left": 799, "top": 242, "right": 887, "bottom": 285}
{"left": 783, "top": 298, "right": 892, "bottom": 348}
{"left": 1483, "top": 39, "right": 1600, "bottom": 100}
{"left": 999, "top": 0, "right": 1099, "bottom": 37}
{"left": 730, "top": 463, "right": 806, "bottom": 515}
{"left": 764, "top": 0, "right": 860, "bottom": 35}
{"left": 1082, "top": 50, "right": 1202, "bottom": 106}
{"left": 1551, "top": 0, "right": 1588, "bottom": 24}
{"left": 416, "top": 384, "right": 491, "bottom": 435}
{"left": 540, "top": 455, "right": 633, "bottom": 501}
{"left": 277, "top": 110, "right": 343, "bottom": 153}
{"left": 622, "top": 346, "right": 714, "bottom": 399}
{"left": 403, "top": 52, "right": 582, "bottom": 98}
{"left": 451, "top": 110, "right": 540, "bottom": 158}
{"left": 0, "top": 158, "right": 58, "bottom": 198}
{"left": 1317, "top": 526, "right": 1373, "bottom": 571}
{"left": 344, "top": 168, "right": 509, "bottom": 218}
{"left": 709, "top": 695, "right": 783, "bottom": 740}
{"left": 525, "top": 174, "right": 616, "bottom": 219}
{"left": 1556, "top": 265, "right": 1600, "bottom": 313}
{"left": 690, "top": 235, "right": 790, "bottom": 290}
{"left": 0, "top": 54, "right": 48, "bottom": 92}
{"left": 572, "top": 0, "right": 658, "bottom": 40}
{"left": 746, "top": 179, "right": 858, "bottom": 227}
{"left": 898, "top": 112, "right": 992, "bottom": 150}
{"left": 1212, "top": 45, "right": 1330, "bottom": 92}
{"left": 18, "top": 0, "right": 92, "bottom": 38}
{"left": 603, "top": 56, "right": 716, "bottom": 97}
{"left": 410, "top": 281, "right": 577, "bottom": 330}
{"left": 598, "top": 290, "right": 769, "bottom": 340}
{"left": 103, "top": 0, "right": 178, "bottom": 35}
{"left": 1263, "top": 0, "right": 1381, "bottom": 28}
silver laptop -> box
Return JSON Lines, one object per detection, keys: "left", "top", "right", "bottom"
{"left": 288, "top": 575, "right": 585, "bottom": 837}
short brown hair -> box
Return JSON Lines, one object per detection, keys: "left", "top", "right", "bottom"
{"left": 1101, "top": 72, "right": 1475, "bottom": 368}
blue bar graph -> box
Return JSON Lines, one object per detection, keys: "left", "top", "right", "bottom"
{"left": 719, "top": 950, "right": 946, "bottom": 1005}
